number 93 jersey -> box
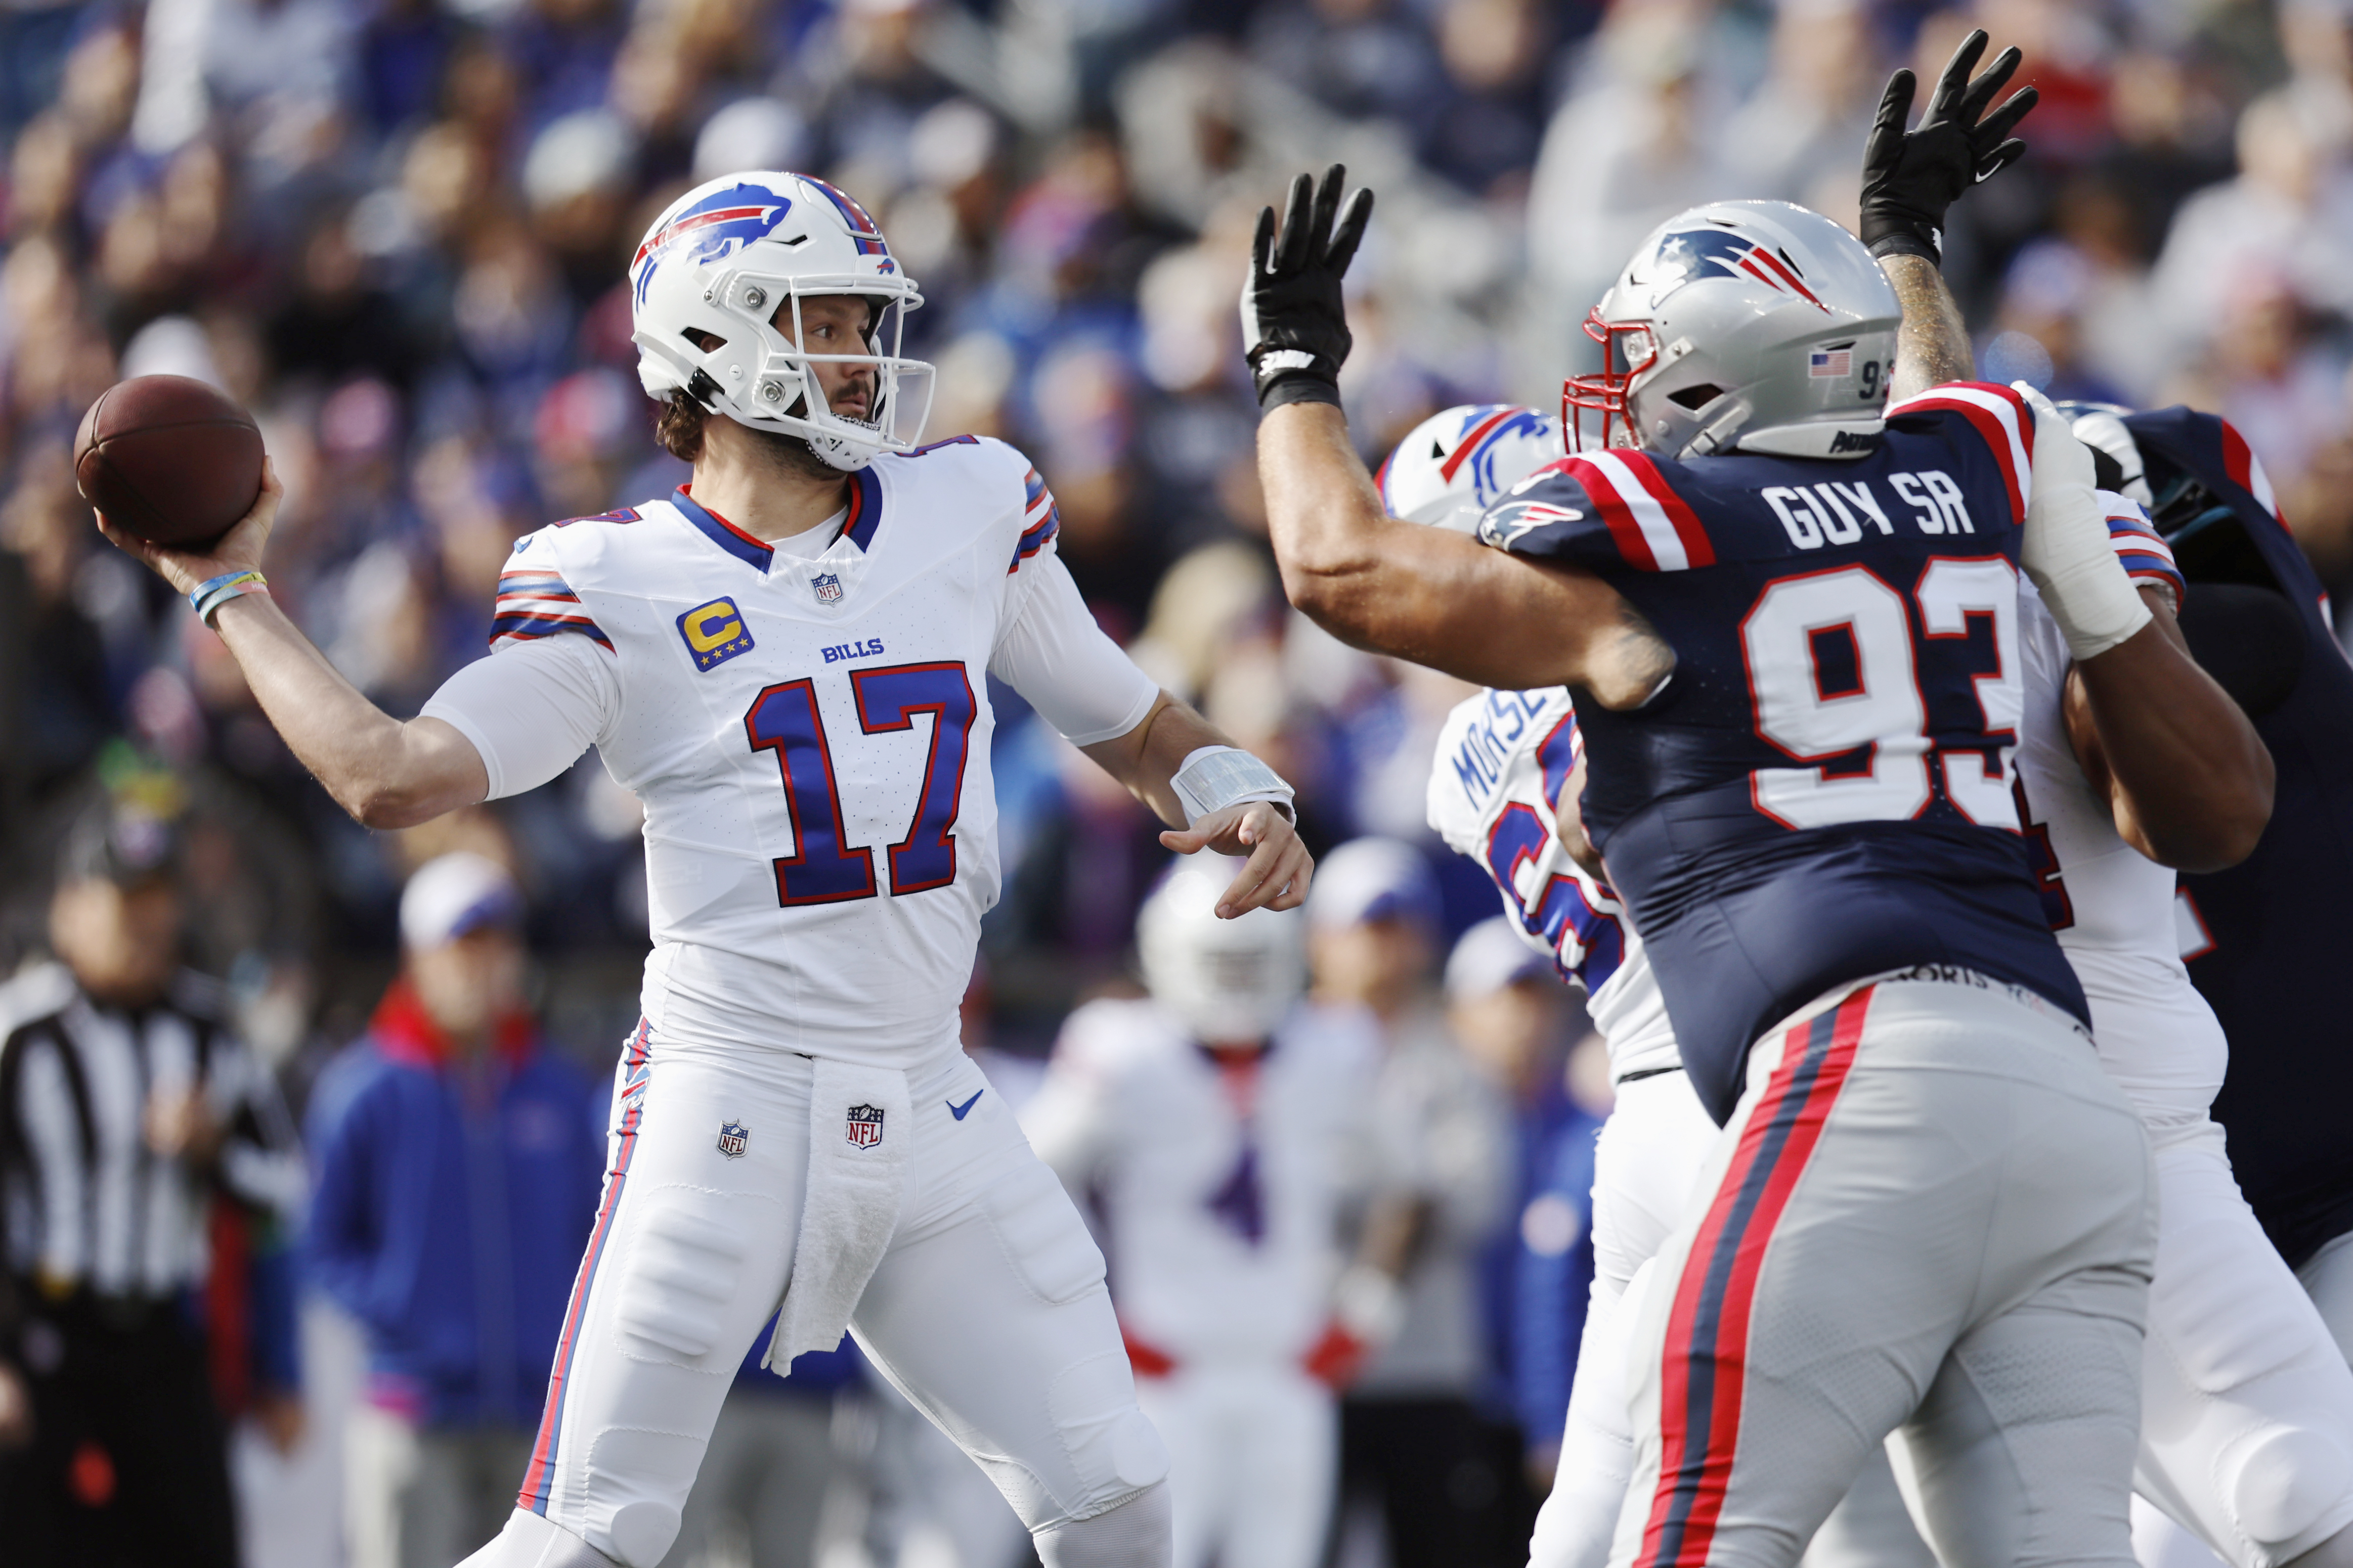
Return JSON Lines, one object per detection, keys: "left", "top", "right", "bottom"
{"left": 423, "top": 436, "right": 1157, "bottom": 1069}
{"left": 1478, "top": 381, "right": 2087, "bottom": 1123}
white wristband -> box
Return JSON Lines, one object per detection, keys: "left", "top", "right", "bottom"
{"left": 2017, "top": 383, "right": 2153, "bottom": 661}
{"left": 1169, "top": 745, "right": 1296, "bottom": 827}
{"left": 1332, "top": 1264, "right": 1405, "bottom": 1345}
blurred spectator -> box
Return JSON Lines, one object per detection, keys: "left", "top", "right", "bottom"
{"left": 1442, "top": 918, "right": 1605, "bottom": 1501}
{"left": 0, "top": 785, "right": 306, "bottom": 1568}
{"left": 303, "top": 852, "right": 603, "bottom": 1568}
{"left": 1308, "top": 838, "right": 1514, "bottom": 1568}
{"left": 1025, "top": 857, "right": 1379, "bottom": 1568}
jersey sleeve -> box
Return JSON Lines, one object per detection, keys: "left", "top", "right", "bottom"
{"left": 420, "top": 635, "right": 621, "bottom": 800}
{"left": 1006, "top": 460, "right": 1061, "bottom": 576}
{"left": 1882, "top": 380, "right": 2037, "bottom": 527}
{"left": 1478, "top": 451, "right": 1717, "bottom": 572}
{"left": 988, "top": 552, "right": 1160, "bottom": 747}
{"left": 491, "top": 546, "right": 614, "bottom": 652}
{"left": 2099, "top": 490, "right": 2186, "bottom": 606}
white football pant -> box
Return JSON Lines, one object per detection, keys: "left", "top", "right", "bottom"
{"left": 1610, "top": 973, "right": 2155, "bottom": 1568}
{"left": 2128, "top": 1120, "right": 2353, "bottom": 1568}
{"left": 460, "top": 1025, "right": 1170, "bottom": 1568}
{"left": 1136, "top": 1364, "right": 1334, "bottom": 1568}
{"left": 1530, "top": 1069, "right": 1936, "bottom": 1568}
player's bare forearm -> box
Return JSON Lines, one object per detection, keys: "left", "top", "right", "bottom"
{"left": 96, "top": 458, "right": 487, "bottom": 829}
{"left": 208, "top": 595, "right": 489, "bottom": 828}
{"left": 2064, "top": 589, "right": 2274, "bottom": 871}
{"left": 1883, "top": 254, "right": 1974, "bottom": 397}
{"left": 1257, "top": 402, "right": 1671, "bottom": 706}
{"left": 1081, "top": 692, "right": 1314, "bottom": 915}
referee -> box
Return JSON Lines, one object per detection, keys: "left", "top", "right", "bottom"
{"left": 0, "top": 792, "right": 305, "bottom": 1567}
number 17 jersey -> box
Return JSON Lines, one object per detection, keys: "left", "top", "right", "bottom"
{"left": 1479, "top": 382, "right": 2088, "bottom": 1123}
{"left": 423, "top": 436, "right": 1156, "bottom": 1070}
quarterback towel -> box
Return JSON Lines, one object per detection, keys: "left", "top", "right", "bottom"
{"left": 767, "top": 1059, "right": 912, "bottom": 1366}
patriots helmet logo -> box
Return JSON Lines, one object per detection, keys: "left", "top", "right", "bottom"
{"left": 632, "top": 184, "right": 795, "bottom": 307}
{"left": 1642, "top": 228, "right": 1828, "bottom": 312}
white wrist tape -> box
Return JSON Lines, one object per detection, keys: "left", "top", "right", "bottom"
{"left": 1333, "top": 1264, "right": 1405, "bottom": 1345}
{"left": 1170, "top": 745, "right": 1296, "bottom": 827}
{"left": 2017, "top": 382, "right": 2152, "bottom": 661}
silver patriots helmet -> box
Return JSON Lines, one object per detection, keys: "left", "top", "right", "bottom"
{"left": 1566, "top": 201, "right": 1900, "bottom": 462}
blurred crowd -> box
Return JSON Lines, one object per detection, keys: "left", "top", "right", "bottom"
{"left": 10, "top": 0, "right": 2353, "bottom": 1561}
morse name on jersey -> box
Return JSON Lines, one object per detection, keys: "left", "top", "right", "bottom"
{"left": 1444, "top": 687, "right": 1559, "bottom": 800}
{"left": 1761, "top": 470, "right": 1975, "bottom": 550}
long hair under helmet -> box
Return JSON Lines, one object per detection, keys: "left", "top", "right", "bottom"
{"left": 1567, "top": 200, "right": 1900, "bottom": 462}
{"left": 629, "top": 171, "right": 934, "bottom": 471}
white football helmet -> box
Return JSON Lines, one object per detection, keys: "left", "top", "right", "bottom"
{"left": 1137, "top": 858, "right": 1307, "bottom": 1046}
{"left": 1379, "top": 404, "right": 1562, "bottom": 532}
{"left": 629, "top": 172, "right": 935, "bottom": 471}
{"left": 1568, "top": 201, "right": 1900, "bottom": 462}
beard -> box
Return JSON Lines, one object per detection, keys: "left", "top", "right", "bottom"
{"left": 740, "top": 418, "right": 842, "bottom": 483}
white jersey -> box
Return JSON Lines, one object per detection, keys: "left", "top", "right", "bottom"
{"left": 1020, "top": 998, "right": 1380, "bottom": 1367}
{"left": 421, "top": 437, "right": 1158, "bottom": 1071}
{"left": 2014, "top": 528, "right": 2224, "bottom": 1137}
{"left": 1425, "top": 687, "right": 1677, "bottom": 1080}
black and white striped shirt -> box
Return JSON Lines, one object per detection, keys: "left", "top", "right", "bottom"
{"left": 0, "top": 962, "right": 303, "bottom": 1303}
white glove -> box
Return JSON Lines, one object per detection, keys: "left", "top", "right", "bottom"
{"left": 2016, "top": 381, "right": 2151, "bottom": 661}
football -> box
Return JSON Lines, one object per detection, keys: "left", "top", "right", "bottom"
{"left": 73, "top": 375, "right": 266, "bottom": 551}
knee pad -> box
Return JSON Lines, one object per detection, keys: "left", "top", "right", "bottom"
{"left": 2224, "top": 1428, "right": 2353, "bottom": 1556}
{"left": 612, "top": 1188, "right": 752, "bottom": 1367}
{"left": 1034, "top": 1481, "right": 1172, "bottom": 1568}
{"left": 458, "top": 1509, "right": 624, "bottom": 1568}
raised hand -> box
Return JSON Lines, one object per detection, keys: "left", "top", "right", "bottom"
{"left": 1240, "top": 164, "right": 1375, "bottom": 412}
{"left": 1860, "top": 29, "right": 2039, "bottom": 263}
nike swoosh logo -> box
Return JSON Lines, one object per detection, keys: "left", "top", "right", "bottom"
{"left": 947, "top": 1090, "right": 984, "bottom": 1121}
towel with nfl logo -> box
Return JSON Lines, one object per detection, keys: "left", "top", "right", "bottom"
{"left": 766, "top": 1058, "right": 913, "bottom": 1367}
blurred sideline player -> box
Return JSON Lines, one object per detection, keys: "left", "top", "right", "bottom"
{"left": 1240, "top": 38, "right": 2271, "bottom": 1561}
{"left": 96, "top": 170, "right": 1313, "bottom": 1568}
{"left": 1394, "top": 404, "right": 1933, "bottom": 1568}
{"left": 1023, "top": 858, "right": 1379, "bottom": 1568}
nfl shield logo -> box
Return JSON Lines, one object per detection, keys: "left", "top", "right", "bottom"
{"left": 845, "top": 1104, "right": 885, "bottom": 1149}
{"left": 812, "top": 572, "right": 843, "bottom": 605}
{"left": 717, "top": 1121, "right": 749, "bottom": 1158}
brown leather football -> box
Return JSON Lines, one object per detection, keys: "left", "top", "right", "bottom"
{"left": 74, "top": 375, "right": 265, "bottom": 550}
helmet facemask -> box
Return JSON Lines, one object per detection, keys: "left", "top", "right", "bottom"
{"left": 634, "top": 266, "right": 935, "bottom": 472}
{"left": 1562, "top": 310, "right": 1657, "bottom": 453}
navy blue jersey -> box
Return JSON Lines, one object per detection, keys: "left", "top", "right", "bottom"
{"left": 1481, "top": 382, "right": 2088, "bottom": 1122}
{"left": 2131, "top": 408, "right": 2353, "bottom": 1268}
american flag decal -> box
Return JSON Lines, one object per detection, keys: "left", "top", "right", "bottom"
{"left": 1809, "top": 348, "right": 1853, "bottom": 379}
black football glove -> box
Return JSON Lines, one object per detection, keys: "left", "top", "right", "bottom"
{"left": 1241, "top": 165, "right": 1374, "bottom": 413}
{"left": 1859, "top": 29, "right": 2038, "bottom": 264}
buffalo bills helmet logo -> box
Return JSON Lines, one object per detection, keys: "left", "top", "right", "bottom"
{"left": 1644, "top": 229, "right": 1827, "bottom": 311}
{"left": 632, "top": 185, "right": 795, "bottom": 306}
{"left": 845, "top": 1104, "right": 884, "bottom": 1148}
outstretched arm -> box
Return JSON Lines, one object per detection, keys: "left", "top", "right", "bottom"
{"left": 1243, "top": 168, "right": 1671, "bottom": 708}
{"left": 1259, "top": 402, "right": 1671, "bottom": 704}
{"left": 2063, "top": 591, "right": 2274, "bottom": 871}
{"left": 1080, "top": 693, "right": 1312, "bottom": 915}
{"left": 1861, "top": 29, "right": 2038, "bottom": 397}
{"left": 96, "top": 466, "right": 487, "bottom": 828}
